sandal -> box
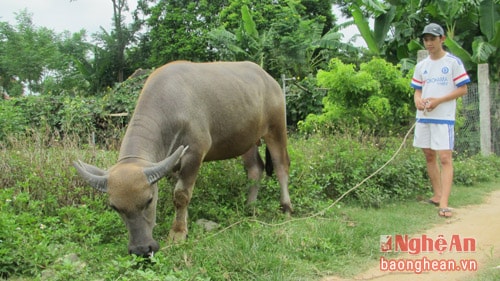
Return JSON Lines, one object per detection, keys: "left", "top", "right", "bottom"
{"left": 426, "top": 199, "right": 439, "bottom": 207}
{"left": 438, "top": 208, "right": 453, "bottom": 218}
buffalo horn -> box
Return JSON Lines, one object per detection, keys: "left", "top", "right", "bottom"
{"left": 73, "top": 160, "right": 109, "bottom": 192}
{"left": 143, "top": 145, "right": 188, "bottom": 185}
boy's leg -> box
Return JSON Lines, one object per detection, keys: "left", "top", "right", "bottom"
{"left": 422, "top": 148, "right": 442, "bottom": 203}
{"left": 437, "top": 150, "right": 453, "bottom": 209}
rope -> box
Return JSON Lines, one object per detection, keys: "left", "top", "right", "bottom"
{"left": 160, "top": 121, "right": 418, "bottom": 249}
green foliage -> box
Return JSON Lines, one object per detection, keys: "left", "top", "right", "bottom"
{"left": 3, "top": 0, "right": 499, "bottom": 101}
{"left": 0, "top": 95, "right": 99, "bottom": 144}
{"left": 0, "top": 100, "right": 29, "bottom": 140}
{"left": 454, "top": 154, "right": 500, "bottom": 186}
{"left": 0, "top": 72, "right": 146, "bottom": 146}
{"left": 285, "top": 75, "right": 326, "bottom": 126}
{"left": 0, "top": 10, "right": 58, "bottom": 95}
{"left": 0, "top": 12, "right": 97, "bottom": 96}
{"left": 138, "top": 0, "right": 224, "bottom": 66}
{"left": 1, "top": 130, "right": 499, "bottom": 279}
{"left": 299, "top": 57, "right": 414, "bottom": 136}
{"left": 292, "top": 135, "right": 429, "bottom": 208}
{"left": 209, "top": 0, "right": 358, "bottom": 78}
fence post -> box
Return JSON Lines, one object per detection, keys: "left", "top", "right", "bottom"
{"left": 478, "top": 63, "right": 492, "bottom": 156}
{"left": 417, "top": 50, "right": 427, "bottom": 62}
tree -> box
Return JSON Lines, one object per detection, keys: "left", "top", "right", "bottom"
{"left": 335, "top": 0, "right": 500, "bottom": 80}
{"left": 45, "top": 30, "right": 94, "bottom": 95}
{"left": 209, "top": 5, "right": 274, "bottom": 68}
{"left": 0, "top": 7, "right": 129, "bottom": 97}
{"left": 440, "top": 0, "right": 500, "bottom": 80}
{"left": 301, "top": 0, "right": 336, "bottom": 34}
{"left": 0, "top": 10, "right": 58, "bottom": 96}
{"left": 132, "top": 0, "right": 227, "bottom": 68}
{"left": 89, "top": 0, "right": 140, "bottom": 90}
{"left": 111, "top": 0, "right": 132, "bottom": 82}
{"left": 209, "top": 0, "right": 357, "bottom": 78}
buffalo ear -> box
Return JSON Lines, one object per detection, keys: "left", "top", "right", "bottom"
{"left": 73, "top": 160, "right": 108, "bottom": 192}
{"left": 143, "top": 145, "right": 188, "bottom": 185}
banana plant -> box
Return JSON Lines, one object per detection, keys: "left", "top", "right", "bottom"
{"left": 475, "top": 0, "right": 500, "bottom": 64}
{"left": 208, "top": 5, "right": 272, "bottom": 68}
{"left": 349, "top": 0, "right": 391, "bottom": 55}
{"left": 428, "top": 0, "right": 499, "bottom": 75}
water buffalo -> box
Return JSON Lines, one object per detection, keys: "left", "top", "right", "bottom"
{"left": 73, "top": 61, "right": 292, "bottom": 256}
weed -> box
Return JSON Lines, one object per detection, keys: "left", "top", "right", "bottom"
{"left": 1, "top": 132, "right": 499, "bottom": 280}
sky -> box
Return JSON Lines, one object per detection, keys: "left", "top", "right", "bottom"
{"left": 1, "top": 0, "right": 136, "bottom": 34}
{"left": 0, "top": 1, "right": 364, "bottom": 45}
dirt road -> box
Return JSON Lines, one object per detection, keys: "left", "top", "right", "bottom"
{"left": 323, "top": 190, "right": 500, "bottom": 281}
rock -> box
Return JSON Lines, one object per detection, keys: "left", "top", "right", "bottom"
{"left": 62, "top": 253, "right": 80, "bottom": 263}
{"left": 195, "top": 219, "right": 220, "bottom": 232}
{"left": 41, "top": 269, "right": 56, "bottom": 281}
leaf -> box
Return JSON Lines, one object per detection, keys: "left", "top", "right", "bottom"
{"left": 241, "top": 5, "right": 258, "bottom": 40}
{"left": 207, "top": 27, "right": 248, "bottom": 58}
{"left": 313, "top": 29, "right": 342, "bottom": 49}
{"left": 361, "top": 0, "right": 389, "bottom": 15}
{"left": 471, "top": 37, "right": 496, "bottom": 63}
{"left": 491, "top": 21, "right": 500, "bottom": 47}
{"left": 444, "top": 37, "right": 474, "bottom": 71}
{"left": 350, "top": 4, "right": 380, "bottom": 55}
{"left": 373, "top": 5, "right": 395, "bottom": 48}
{"left": 407, "top": 39, "right": 422, "bottom": 52}
{"left": 398, "top": 58, "right": 416, "bottom": 74}
{"left": 479, "top": 0, "right": 500, "bottom": 41}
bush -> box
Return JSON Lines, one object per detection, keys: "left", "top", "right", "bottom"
{"left": 0, "top": 71, "right": 148, "bottom": 147}
{"left": 284, "top": 75, "right": 326, "bottom": 127}
{"left": 454, "top": 154, "right": 500, "bottom": 185}
{"left": 290, "top": 135, "right": 428, "bottom": 208}
{"left": 0, "top": 100, "right": 29, "bottom": 140}
{"left": 298, "top": 58, "right": 414, "bottom": 136}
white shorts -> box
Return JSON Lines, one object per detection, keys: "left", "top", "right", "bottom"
{"left": 413, "top": 122, "right": 454, "bottom": 150}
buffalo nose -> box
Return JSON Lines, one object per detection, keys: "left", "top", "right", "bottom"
{"left": 128, "top": 241, "right": 160, "bottom": 257}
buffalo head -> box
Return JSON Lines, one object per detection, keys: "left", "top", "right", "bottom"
{"left": 73, "top": 146, "right": 187, "bottom": 256}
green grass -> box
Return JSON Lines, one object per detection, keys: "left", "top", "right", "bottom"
{"left": 2, "top": 181, "right": 499, "bottom": 280}
{"left": 470, "top": 257, "right": 500, "bottom": 281}
{"left": 1, "top": 133, "right": 499, "bottom": 280}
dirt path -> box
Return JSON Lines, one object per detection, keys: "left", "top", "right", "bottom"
{"left": 323, "top": 190, "right": 500, "bottom": 281}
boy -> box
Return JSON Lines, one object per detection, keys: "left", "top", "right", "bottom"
{"left": 410, "top": 23, "right": 471, "bottom": 218}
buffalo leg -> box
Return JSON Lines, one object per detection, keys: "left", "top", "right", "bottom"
{"left": 242, "top": 145, "right": 265, "bottom": 205}
{"left": 168, "top": 153, "right": 201, "bottom": 242}
{"left": 264, "top": 136, "right": 292, "bottom": 214}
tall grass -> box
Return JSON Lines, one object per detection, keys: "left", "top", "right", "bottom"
{"left": 1, "top": 131, "right": 499, "bottom": 280}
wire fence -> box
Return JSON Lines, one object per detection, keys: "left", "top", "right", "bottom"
{"left": 456, "top": 82, "right": 499, "bottom": 156}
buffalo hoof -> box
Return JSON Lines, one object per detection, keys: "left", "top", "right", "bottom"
{"left": 168, "top": 230, "right": 188, "bottom": 243}
{"left": 281, "top": 203, "right": 293, "bottom": 215}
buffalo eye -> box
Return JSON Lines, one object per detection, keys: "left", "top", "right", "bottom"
{"left": 109, "top": 204, "right": 119, "bottom": 212}
{"left": 145, "top": 197, "right": 153, "bottom": 208}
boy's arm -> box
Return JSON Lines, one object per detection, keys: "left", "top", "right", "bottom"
{"left": 414, "top": 89, "right": 426, "bottom": 111}
{"left": 424, "top": 84, "right": 468, "bottom": 111}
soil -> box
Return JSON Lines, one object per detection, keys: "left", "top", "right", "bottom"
{"left": 322, "top": 189, "right": 500, "bottom": 281}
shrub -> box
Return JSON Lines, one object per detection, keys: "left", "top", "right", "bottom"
{"left": 298, "top": 58, "right": 414, "bottom": 136}
{"left": 291, "top": 135, "right": 428, "bottom": 207}
{"left": 0, "top": 100, "right": 30, "bottom": 140}
{"left": 454, "top": 154, "right": 500, "bottom": 185}
{"left": 284, "top": 75, "right": 326, "bottom": 127}
{"left": 0, "top": 71, "right": 148, "bottom": 147}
